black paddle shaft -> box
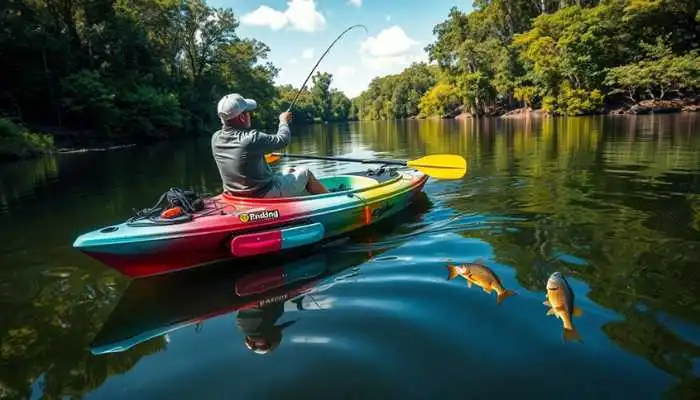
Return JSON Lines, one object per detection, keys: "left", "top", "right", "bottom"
{"left": 269, "top": 153, "right": 408, "bottom": 166}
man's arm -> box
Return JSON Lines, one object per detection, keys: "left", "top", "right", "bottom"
{"left": 247, "top": 122, "right": 291, "bottom": 153}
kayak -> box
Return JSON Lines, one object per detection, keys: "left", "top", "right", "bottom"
{"left": 73, "top": 168, "right": 428, "bottom": 278}
{"left": 90, "top": 243, "right": 377, "bottom": 355}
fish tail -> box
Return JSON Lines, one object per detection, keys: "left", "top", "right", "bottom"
{"left": 447, "top": 265, "right": 460, "bottom": 280}
{"left": 563, "top": 327, "right": 582, "bottom": 343}
{"left": 496, "top": 289, "right": 516, "bottom": 305}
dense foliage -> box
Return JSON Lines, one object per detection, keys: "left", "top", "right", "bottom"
{"left": 353, "top": 62, "right": 439, "bottom": 120}
{"left": 0, "top": 118, "right": 54, "bottom": 160}
{"left": 1, "top": 0, "right": 699, "bottom": 156}
{"left": 0, "top": 0, "right": 353, "bottom": 157}
{"left": 357, "top": 0, "right": 700, "bottom": 119}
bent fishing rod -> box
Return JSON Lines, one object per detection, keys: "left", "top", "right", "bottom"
{"left": 286, "top": 24, "right": 368, "bottom": 112}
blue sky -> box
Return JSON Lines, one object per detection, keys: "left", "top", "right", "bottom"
{"left": 207, "top": 0, "right": 473, "bottom": 98}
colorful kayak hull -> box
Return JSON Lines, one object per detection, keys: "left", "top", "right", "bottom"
{"left": 73, "top": 169, "right": 428, "bottom": 278}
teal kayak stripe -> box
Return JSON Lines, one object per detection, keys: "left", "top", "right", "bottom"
{"left": 281, "top": 223, "right": 325, "bottom": 250}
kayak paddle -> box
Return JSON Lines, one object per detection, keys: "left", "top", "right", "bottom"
{"left": 264, "top": 153, "right": 468, "bottom": 180}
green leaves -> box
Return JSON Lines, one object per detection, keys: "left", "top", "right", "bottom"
{"left": 0, "top": 118, "right": 53, "bottom": 160}
{"left": 417, "top": 0, "right": 700, "bottom": 117}
{"left": 418, "top": 82, "right": 460, "bottom": 118}
{"left": 354, "top": 62, "right": 439, "bottom": 120}
{"left": 605, "top": 50, "right": 700, "bottom": 102}
{"left": 0, "top": 0, "right": 288, "bottom": 145}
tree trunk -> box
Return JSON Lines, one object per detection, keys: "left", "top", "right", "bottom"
{"left": 43, "top": 49, "right": 61, "bottom": 128}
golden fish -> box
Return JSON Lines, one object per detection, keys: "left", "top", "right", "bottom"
{"left": 544, "top": 271, "right": 583, "bottom": 342}
{"left": 447, "top": 259, "right": 516, "bottom": 305}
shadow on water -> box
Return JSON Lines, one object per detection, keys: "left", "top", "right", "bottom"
{"left": 1, "top": 115, "right": 700, "bottom": 398}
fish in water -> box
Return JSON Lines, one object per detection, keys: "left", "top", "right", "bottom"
{"left": 446, "top": 259, "right": 516, "bottom": 305}
{"left": 544, "top": 271, "right": 583, "bottom": 343}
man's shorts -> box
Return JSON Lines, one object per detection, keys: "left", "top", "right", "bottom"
{"left": 263, "top": 167, "right": 311, "bottom": 198}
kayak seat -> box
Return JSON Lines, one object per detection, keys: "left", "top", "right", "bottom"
{"left": 318, "top": 175, "right": 379, "bottom": 193}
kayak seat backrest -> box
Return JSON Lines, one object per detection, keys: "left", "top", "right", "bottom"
{"left": 319, "top": 175, "right": 379, "bottom": 193}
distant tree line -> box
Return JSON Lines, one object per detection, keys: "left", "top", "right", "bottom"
{"left": 354, "top": 0, "right": 700, "bottom": 119}
{"left": 0, "top": 0, "right": 355, "bottom": 159}
{"left": 1, "top": 0, "right": 699, "bottom": 159}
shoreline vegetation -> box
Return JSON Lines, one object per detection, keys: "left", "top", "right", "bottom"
{"left": 1, "top": 0, "right": 699, "bottom": 161}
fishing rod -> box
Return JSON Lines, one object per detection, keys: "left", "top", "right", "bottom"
{"left": 286, "top": 24, "right": 368, "bottom": 112}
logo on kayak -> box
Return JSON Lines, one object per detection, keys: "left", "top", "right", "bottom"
{"left": 239, "top": 209, "right": 280, "bottom": 223}
{"left": 371, "top": 201, "right": 395, "bottom": 218}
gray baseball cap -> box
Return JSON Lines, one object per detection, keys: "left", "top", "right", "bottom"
{"left": 217, "top": 93, "right": 257, "bottom": 121}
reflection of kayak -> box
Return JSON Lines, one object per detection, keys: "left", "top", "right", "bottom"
{"left": 73, "top": 169, "right": 428, "bottom": 278}
{"left": 89, "top": 248, "right": 373, "bottom": 356}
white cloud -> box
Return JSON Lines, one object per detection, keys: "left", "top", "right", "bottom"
{"left": 302, "top": 25, "right": 429, "bottom": 98}
{"left": 240, "top": 6, "right": 287, "bottom": 30}
{"left": 358, "top": 25, "right": 425, "bottom": 73}
{"left": 241, "top": 0, "right": 326, "bottom": 32}
{"left": 348, "top": 0, "right": 362, "bottom": 7}
{"left": 329, "top": 66, "right": 362, "bottom": 98}
{"left": 361, "top": 53, "right": 427, "bottom": 71}
{"left": 276, "top": 26, "right": 427, "bottom": 100}
{"left": 301, "top": 48, "right": 314, "bottom": 59}
{"left": 360, "top": 25, "right": 419, "bottom": 58}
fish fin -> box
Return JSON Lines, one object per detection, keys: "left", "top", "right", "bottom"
{"left": 472, "top": 258, "right": 485, "bottom": 266}
{"left": 543, "top": 300, "right": 550, "bottom": 307}
{"left": 447, "top": 265, "right": 459, "bottom": 280}
{"left": 466, "top": 280, "right": 473, "bottom": 288}
{"left": 546, "top": 308, "right": 556, "bottom": 316}
{"left": 496, "top": 289, "right": 516, "bottom": 305}
{"left": 563, "top": 327, "right": 582, "bottom": 343}
{"left": 573, "top": 307, "right": 583, "bottom": 317}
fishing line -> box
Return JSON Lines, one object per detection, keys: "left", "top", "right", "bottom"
{"left": 286, "top": 24, "right": 368, "bottom": 112}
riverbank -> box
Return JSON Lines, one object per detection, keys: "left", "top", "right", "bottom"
{"left": 0, "top": 118, "right": 54, "bottom": 162}
{"left": 497, "top": 97, "right": 700, "bottom": 119}
{"left": 3, "top": 101, "right": 699, "bottom": 164}
{"left": 406, "top": 97, "right": 700, "bottom": 121}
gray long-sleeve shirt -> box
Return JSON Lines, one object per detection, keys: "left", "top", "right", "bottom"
{"left": 211, "top": 122, "right": 290, "bottom": 196}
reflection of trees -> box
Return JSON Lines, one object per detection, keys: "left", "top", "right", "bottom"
{"left": 1, "top": 114, "right": 699, "bottom": 397}
{"left": 602, "top": 310, "right": 700, "bottom": 379}
{"left": 439, "top": 115, "right": 700, "bottom": 392}
{"left": 0, "top": 271, "right": 164, "bottom": 399}
{"left": 0, "top": 155, "right": 59, "bottom": 213}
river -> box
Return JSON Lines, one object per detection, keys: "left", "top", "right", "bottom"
{"left": 1, "top": 115, "right": 699, "bottom": 399}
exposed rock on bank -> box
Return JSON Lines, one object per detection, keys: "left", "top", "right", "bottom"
{"left": 608, "top": 97, "right": 700, "bottom": 115}
{"left": 500, "top": 107, "right": 547, "bottom": 119}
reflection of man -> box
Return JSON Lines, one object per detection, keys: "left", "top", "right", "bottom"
{"left": 236, "top": 302, "right": 297, "bottom": 355}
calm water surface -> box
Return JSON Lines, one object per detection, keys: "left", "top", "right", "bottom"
{"left": 1, "top": 115, "right": 700, "bottom": 399}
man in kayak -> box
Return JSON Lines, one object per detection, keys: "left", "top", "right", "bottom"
{"left": 212, "top": 93, "right": 329, "bottom": 197}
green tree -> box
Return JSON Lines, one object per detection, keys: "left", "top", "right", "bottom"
{"left": 418, "top": 82, "right": 460, "bottom": 117}
{"left": 310, "top": 72, "right": 332, "bottom": 122}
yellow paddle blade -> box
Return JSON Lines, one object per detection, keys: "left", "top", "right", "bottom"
{"left": 406, "top": 154, "right": 468, "bottom": 180}
{"left": 265, "top": 153, "right": 281, "bottom": 164}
